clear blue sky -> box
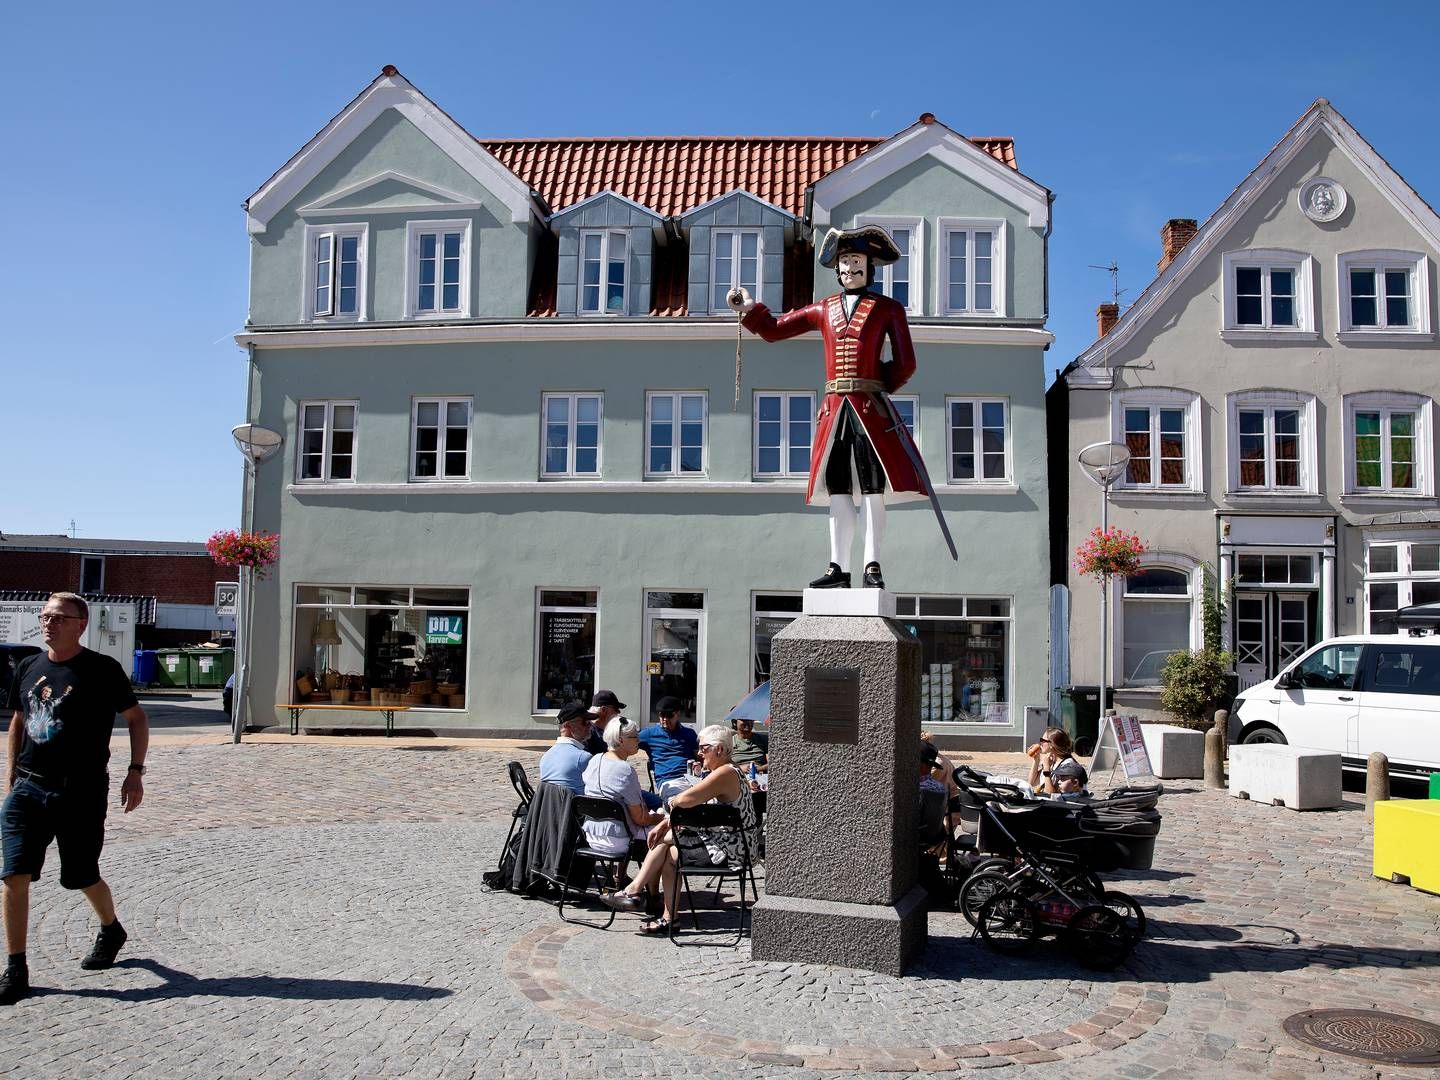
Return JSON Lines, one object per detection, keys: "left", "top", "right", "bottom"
{"left": 3, "top": 0, "right": 1437, "bottom": 542}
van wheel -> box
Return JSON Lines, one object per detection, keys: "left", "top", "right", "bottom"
{"left": 1239, "top": 725, "right": 1286, "bottom": 745}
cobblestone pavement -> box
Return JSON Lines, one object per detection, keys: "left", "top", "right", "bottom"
{"left": 1, "top": 735, "right": 1437, "bottom": 1079}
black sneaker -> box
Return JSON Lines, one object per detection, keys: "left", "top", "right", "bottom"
{"left": 81, "top": 922, "right": 127, "bottom": 970}
{"left": 0, "top": 965, "right": 29, "bottom": 1005}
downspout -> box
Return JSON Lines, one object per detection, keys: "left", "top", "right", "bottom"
{"left": 232, "top": 342, "right": 256, "bottom": 744}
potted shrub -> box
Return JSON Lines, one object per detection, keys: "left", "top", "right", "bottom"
{"left": 1160, "top": 648, "right": 1234, "bottom": 730}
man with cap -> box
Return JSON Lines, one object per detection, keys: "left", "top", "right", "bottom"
{"left": 637, "top": 696, "right": 699, "bottom": 786}
{"left": 585, "top": 689, "right": 625, "bottom": 756}
{"left": 537, "top": 701, "right": 594, "bottom": 795}
{"left": 728, "top": 225, "right": 947, "bottom": 589}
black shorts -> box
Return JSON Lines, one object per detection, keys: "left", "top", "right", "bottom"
{"left": 1, "top": 776, "right": 109, "bottom": 890}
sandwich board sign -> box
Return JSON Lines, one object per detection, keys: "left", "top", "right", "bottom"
{"left": 1090, "top": 713, "right": 1156, "bottom": 781}
{"left": 215, "top": 582, "right": 239, "bottom": 619}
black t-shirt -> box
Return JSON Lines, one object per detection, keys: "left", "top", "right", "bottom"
{"left": 8, "top": 648, "right": 137, "bottom": 780}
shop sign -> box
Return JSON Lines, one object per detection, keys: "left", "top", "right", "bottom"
{"left": 426, "top": 615, "right": 464, "bottom": 644}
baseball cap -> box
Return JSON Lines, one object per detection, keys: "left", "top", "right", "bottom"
{"left": 591, "top": 689, "right": 626, "bottom": 710}
{"left": 557, "top": 701, "right": 596, "bottom": 725}
{"left": 655, "top": 695, "right": 681, "bottom": 716}
{"left": 1051, "top": 758, "right": 1088, "bottom": 786}
{"left": 920, "top": 742, "right": 940, "bottom": 766}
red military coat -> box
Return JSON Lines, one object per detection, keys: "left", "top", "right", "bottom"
{"left": 742, "top": 292, "right": 929, "bottom": 506}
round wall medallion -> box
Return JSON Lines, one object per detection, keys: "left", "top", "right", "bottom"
{"left": 1299, "top": 177, "right": 1346, "bottom": 222}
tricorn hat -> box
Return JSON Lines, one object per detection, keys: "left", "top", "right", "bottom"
{"left": 818, "top": 225, "right": 902, "bottom": 269}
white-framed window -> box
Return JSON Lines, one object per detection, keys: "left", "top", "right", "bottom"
{"left": 405, "top": 219, "right": 471, "bottom": 318}
{"left": 945, "top": 397, "right": 1008, "bottom": 484}
{"left": 1120, "top": 564, "right": 1198, "bottom": 687}
{"left": 856, "top": 215, "right": 923, "bottom": 314}
{"left": 303, "top": 224, "right": 367, "bottom": 321}
{"left": 541, "top": 393, "right": 602, "bottom": 478}
{"left": 751, "top": 591, "right": 802, "bottom": 687}
{"left": 534, "top": 589, "right": 598, "bottom": 714}
{"left": 1225, "top": 390, "right": 1316, "bottom": 494}
{"left": 938, "top": 217, "right": 1004, "bottom": 316}
{"left": 711, "top": 229, "right": 762, "bottom": 313}
{"left": 580, "top": 229, "right": 628, "bottom": 315}
{"left": 1364, "top": 534, "right": 1440, "bottom": 632}
{"left": 411, "top": 397, "right": 472, "bottom": 481}
{"left": 890, "top": 394, "right": 918, "bottom": 440}
{"left": 753, "top": 391, "right": 814, "bottom": 477}
{"left": 1344, "top": 392, "right": 1433, "bottom": 496}
{"left": 297, "top": 400, "right": 358, "bottom": 483}
{"left": 1339, "top": 250, "right": 1430, "bottom": 335}
{"left": 1113, "top": 390, "right": 1201, "bottom": 492}
{"left": 893, "top": 595, "right": 1013, "bottom": 724}
{"left": 1220, "top": 250, "right": 1313, "bottom": 336}
{"left": 646, "top": 392, "right": 707, "bottom": 477}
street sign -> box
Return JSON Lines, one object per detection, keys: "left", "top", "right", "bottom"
{"left": 215, "top": 582, "right": 240, "bottom": 618}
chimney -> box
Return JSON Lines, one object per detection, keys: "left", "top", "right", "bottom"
{"left": 1158, "top": 218, "right": 1198, "bottom": 272}
{"left": 1097, "top": 303, "right": 1120, "bottom": 338}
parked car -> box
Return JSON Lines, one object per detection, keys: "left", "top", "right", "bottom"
{"left": 1229, "top": 623, "right": 1440, "bottom": 779}
{"left": 0, "top": 643, "right": 43, "bottom": 712}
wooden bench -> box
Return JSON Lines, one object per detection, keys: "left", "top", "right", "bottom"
{"left": 283, "top": 703, "right": 412, "bottom": 737}
{"left": 1373, "top": 800, "right": 1440, "bottom": 895}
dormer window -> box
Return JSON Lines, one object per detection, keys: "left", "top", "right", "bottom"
{"left": 303, "top": 224, "right": 366, "bottom": 321}
{"left": 711, "top": 230, "right": 762, "bottom": 313}
{"left": 406, "top": 220, "right": 471, "bottom": 318}
{"left": 580, "top": 230, "right": 627, "bottom": 315}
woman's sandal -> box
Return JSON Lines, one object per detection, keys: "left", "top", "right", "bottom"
{"left": 637, "top": 917, "right": 671, "bottom": 936}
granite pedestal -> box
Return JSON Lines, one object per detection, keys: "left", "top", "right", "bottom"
{"left": 751, "top": 596, "right": 927, "bottom": 975}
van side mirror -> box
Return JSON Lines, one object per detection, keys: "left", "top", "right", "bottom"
{"left": 1274, "top": 671, "right": 1295, "bottom": 690}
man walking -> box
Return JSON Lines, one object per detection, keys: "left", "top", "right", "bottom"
{"left": 2, "top": 592, "right": 149, "bottom": 1005}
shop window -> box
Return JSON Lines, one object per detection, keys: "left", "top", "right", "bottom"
{"left": 535, "top": 589, "right": 598, "bottom": 712}
{"left": 751, "top": 592, "right": 802, "bottom": 687}
{"left": 1121, "top": 568, "right": 1192, "bottom": 686}
{"left": 896, "top": 595, "right": 1012, "bottom": 724}
{"left": 292, "top": 585, "right": 469, "bottom": 710}
{"left": 1364, "top": 537, "right": 1440, "bottom": 631}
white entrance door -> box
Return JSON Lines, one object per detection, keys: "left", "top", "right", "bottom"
{"left": 1235, "top": 593, "right": 1269, "bottom": 690}
{"left": 1276, "top": 593, "right": 1311, "bottom": 671}
{"left": 640, "top": 591, "right": 706, "bottom": 729}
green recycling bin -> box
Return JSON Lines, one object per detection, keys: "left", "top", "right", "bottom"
{"left": 1055, "top": 685, "right": 1115, "bottom": 757}
{"left": 153, "top": 649, "right": 191, "bottom": 689}
{"left": 185, "top": 648, "right": 234, "bottom": 689}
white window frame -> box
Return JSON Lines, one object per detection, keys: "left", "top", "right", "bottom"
{"left": 645, "top": 391, "right": 709, "bottom": 478}
{"left": 1219, "top": 249, "right": 1315, "bottom": 339}
{"left": 410, "top": 396, "right": 473, "bottom": 482}
{"left": 1225, "top": 390, "right": 1317, "bottom": 495}
{"left": 1338, "top": 250, "right": 1431, "bottom": 337}
{"left": 1112, "top": 389, "right": 1203, "bottom": 494}
{"left": 856, "top": 215, "right": 924, "bottom": 315}
{"left": 296, "top": 399, "right": 359, "bottom": 485}
{"left": 710, "top": 228, "right": 764, "bottom": 314}
{"left": 750, "top": 591, "right": 802, "bottom": 688}
{"left": 938, "top": 217, "right": 1005, "bottom": 317}
{"left": 533, "top": 588, "right": 600, "bottom": 716}
{"left": 752, "top": 390, "right": 814, "bottom": 479}
{"left": 894, "top": 594, "right": 1015, "bottom": 726}
{"left": 945, "top": 396, "right": 1011, "bottom": 485}
{"left": 890, "top": 394, "right": 919, "bottom": 442}
{"left": 302, "top": 223, "right": 367, "bottom": 322}
{"left": 578, "top": 229, "right": 629, "bottom": 316}
{"left": 539, "top": 392, "right": 604, "bottom": 479}
{"left": 1342, "top": 391, "right": 1434, "bottom": 497}
{"left": 1362, "top": 531, "right": 1440, "bottom": 631}
{"left": 404, "top": 219, "right": 472, "bottom": 319}
{"left": 1115, "top": 555, "right": 1202, "bottom": 688}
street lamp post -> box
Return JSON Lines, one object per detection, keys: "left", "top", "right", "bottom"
{"left": 1077, "top": 441, "right": 1131, "bottom": 728}
{"left": 230, "top": 423, "right": 283, "bottom": 744}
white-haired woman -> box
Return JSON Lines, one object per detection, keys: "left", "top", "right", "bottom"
{"left": 602, "top": 724, "right": 760, "bottom": 935}
{"left": 580, "top": 718, "right": 663, "bottom": 861}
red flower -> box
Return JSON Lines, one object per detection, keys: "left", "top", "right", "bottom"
{"left": 1074, "top": 527, "right": 1147, "bottom": 580}
{"left": 207, "top": 530, "right": 281, "bottom": 580}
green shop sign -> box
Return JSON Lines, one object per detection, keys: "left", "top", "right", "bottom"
{"left": 425, "top": 615, "right": 464, "bottom": 644}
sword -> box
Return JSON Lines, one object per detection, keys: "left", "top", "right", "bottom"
{"left": 876, "top": 393, "right": 958, "bottom": 562}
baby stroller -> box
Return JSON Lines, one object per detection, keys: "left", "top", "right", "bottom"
{"left": 960, "top": 797, "right": 1161, "bottom": 969}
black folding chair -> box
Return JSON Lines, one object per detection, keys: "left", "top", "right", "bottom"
{"left": 556, "top": 796, "right": 633, "bottom": 929}
{"left": 668, "top": 803, "right": 757, "bottom": 946}
{"left": 500, "top": 761, "right": 535, "bottom": 865}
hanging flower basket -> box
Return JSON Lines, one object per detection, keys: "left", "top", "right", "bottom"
{"left": 207, "top": 530, "right": 280, "bottom": 580}
{"left": 1074, "top": 527, "right": 1146, "bottom": 580}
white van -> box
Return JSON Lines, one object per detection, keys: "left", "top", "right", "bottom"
{"left": 1229, "top": 631, "right": 1440, "bottom": 779}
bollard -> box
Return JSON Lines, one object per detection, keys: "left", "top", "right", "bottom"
{"left": 1204, "top": 725, "right": 1225, "bottom": 789}
{"left": 1366, "top": 752, "right": 1390, "bottom": 820}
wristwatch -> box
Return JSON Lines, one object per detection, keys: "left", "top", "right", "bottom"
{"left": 128, "top": 763, "right": 146, "bottom": 776}
{"left": 1042, "top": 769, "right": 1052, "bottom": 778}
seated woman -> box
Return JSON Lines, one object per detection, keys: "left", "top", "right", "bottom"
{"left": 1027, "top": 726, "right": 1083, "bottom": 796}
{"left": 581, "top": 719, "right": 663, "bottom": 862}
{"left": 602, "top": 724, "right": 760, "bottom": 935}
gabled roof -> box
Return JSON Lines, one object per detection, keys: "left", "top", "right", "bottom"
{"left": 548, "top": 188, "right": 665, "bottom": 224}
{"left": 245, "top": 67, "right": 537, "bottom": 234}
{"left": 482, "top": 130, "right": 1017, "bottom": 219}
{"left": 1071, "top": 98, "right": 1440, "bottom": 375}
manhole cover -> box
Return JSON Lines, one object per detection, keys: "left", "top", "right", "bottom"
{"left": 1283, "top": 1009, "right": 1440, "bottom": 1066}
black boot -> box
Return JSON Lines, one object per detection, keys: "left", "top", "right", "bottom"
{"left": 863, "top": 562, "right": 886, "bottom": 589}
{"left": 808, "top": 563, "right": 851, "bottom": 589}
{"left": 0, "top": 962, "right": 28, "bottom": 1006}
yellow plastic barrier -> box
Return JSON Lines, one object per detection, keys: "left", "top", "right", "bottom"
{"left": 1373, "top": 800, "right": 1440, "bottom": 895}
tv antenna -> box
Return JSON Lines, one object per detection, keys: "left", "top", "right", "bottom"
{"left": 69, "top": 518, "right": 77, "bottom": 538}
{"left": 1089, "top": 262, "right": 1124, "bottom": 308}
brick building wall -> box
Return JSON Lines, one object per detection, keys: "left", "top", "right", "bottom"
{"left": 0, "top": 551, "right": 224, "bottom": 605}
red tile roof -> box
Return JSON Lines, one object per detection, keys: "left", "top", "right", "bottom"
{"left": 482, "top": 135, "right": 1018, "bottom": 218}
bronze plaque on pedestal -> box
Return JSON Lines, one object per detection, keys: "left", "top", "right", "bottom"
{"left": 804, "top": 668, "right": 860, "bottom": 743}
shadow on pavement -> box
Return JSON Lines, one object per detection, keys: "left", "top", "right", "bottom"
{"left": 35, "top": 958, "right": 453, "bottom": 1003}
